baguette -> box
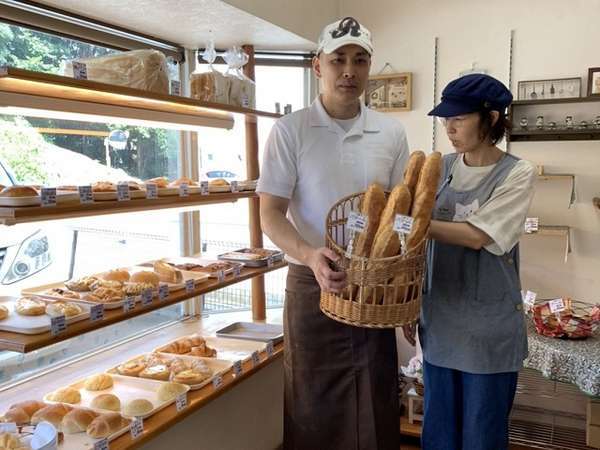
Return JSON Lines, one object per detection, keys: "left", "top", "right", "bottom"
{"left": 403, "top": 151, "right": 426, "bottom": 202}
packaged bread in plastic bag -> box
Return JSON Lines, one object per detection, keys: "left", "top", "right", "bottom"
{"left": 190, "top": 39, "right": 230, "bottom": 104}
{"left": 224, "top": 46, "right": 256, "bottom": 109}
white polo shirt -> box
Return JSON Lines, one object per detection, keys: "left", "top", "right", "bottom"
{"left": 257, "top": 96, "right": 410, "bottom": 265}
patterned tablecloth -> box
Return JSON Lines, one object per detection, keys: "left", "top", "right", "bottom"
{"left": 525, "top": 322, "right": 600, "bottom": 396}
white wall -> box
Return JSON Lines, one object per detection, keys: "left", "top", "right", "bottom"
{"left": 338, "top": 0, "right": 600, "bottom": 363}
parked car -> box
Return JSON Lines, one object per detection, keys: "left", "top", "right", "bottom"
{"left": 202, "top": 169, "right": 238, "bottom": 180}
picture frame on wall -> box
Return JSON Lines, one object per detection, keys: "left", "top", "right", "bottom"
{"left": 365, "top": 72, "right": 412, "bottom": 111}
{"left": 517, "top": 77, "right": 581, "bottom": 100}
{"left": 587, "top": 67, "right": 600, "bottom": 97}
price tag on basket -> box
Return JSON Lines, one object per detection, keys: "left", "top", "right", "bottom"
{"left": 200, "top": 181, "right": 209, "bottom": 195}
{"left": 41, "top": 188, "right": 57, "bottom": 207}
{"left": 549, "top": 298, "right": 566, "bottom": 313}
{"left": 233, "top": 360, "right": 243, "bottom": 376}
{"left": 130, "top": 418, "right": 143, "bottom": 439}
{"left": 230, "top": 181, "right": 239, "bottom": 193}
{"left": 212, "top": 374, "right": 223, "bottom": 390}
{"left": 523, "top": 290, "right": 537, "bottom": 307}
{"left": 170, "top": 80, "right": 181, "bottom": 96}
{"left": 179, "top": 183, "right": 189, "bottom": 197}
{"left": 94, "top": 438, "right": 109, "bottom": 450}
{"left": 123, "top": 296, "right": 135, "bottom": 313}
{"left": 141, "top": 289, "right": 153, "bottom": 306}
{"left": 345, "top": 236, "right": 355, "bottom": 259}
{"left": 72, "top": 61, "right": 88, "bottom": 80}
{"left": 0, "top": 423, "right": 17, "bottom": 433}
{"left": 90, "top": 304, "right": 105, "bottom": 322}
{"left": 217, "top": 270, "right": 225, "bottom": 283}
{"left": 145, "top": 183, "right": 158, "bottom": 199}
{"left": 175, "top": 393, "right": 187, "bottom": 411}
{"left": 78, "top": 185, "right": 94, "bottom": 204}
{"left": 158, "top": 284, "right": 169, "bottom": 301}
{"left": 266, "top": 341, "right": 274, "bottom": 357}
{"left": 524, "top": 217, "right": 539, "bottom": 234}
{"left": 347, "top": 211, "right": 368, "bottom": 233}
{"left": 251, "top": 351, "right": 260, "bottom": 367}
{"left": 50, "top": 315, "right": 66, "bottom": 336}
{"left": 233, "top": 265, "right": 241, "bottom": 278}
{"left": 117, "top": 182, "right": 130, "bottom": 201}
{"left": 393, "top": 214, "right": 414, "bottom": 235}
{"left": 185, "top": 279, "right": 195, "bottom": 294}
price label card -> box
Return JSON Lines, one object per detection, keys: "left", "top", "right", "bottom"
{"left": 41, "top": 187, "right": 57, "bottom": 207}
{"left": 170, "top": 80, "right": 181, "bottom": 96}
{"left": 179, "top": 183, "right": 189, "bottom": 197}
{"left": 0, "top": 423, "right": 17, "bottom": 433}
{"left": 267, "top": 256, "right": 274, "bottom": 268}
{"left": 233, "top": 265, "right": 241, "bottom": 278}
{"left": 123, "top": 296, "right": 135, "bottom": 313}
{"left": 145, "top": 183, "right": 158, "bottom": 199}
{"left": 230, "top": 181, "right": 239, "bottom": 193}
{"left": 233, "top": 360, "right": 243, "bottom": 376}
{"left": 175, "top": 393, "right": 187, "bottom": 411}
{"left": 549, "top": 298, "right": 566, "bottom": 313}
{"left": 347, "top": 211, "right": 367, "bottom": 233}
{"left": 78, "top": 185, "right": 94, "bottom": 204}
{"left": 50, "top": 315, "right": 66, "bottom": 336}
{"left": 94, "top": 438, "right": 109, "bottom": 450}
{"left": 212, "top": 374, "right": 223, "bottom": 390}
{"left": 90, "top": 304, "right": 105, "bottom": 322}
{"left": 217, "top": 270, "right": 225, "bottom": 283}
{"left": 345, "top": 237, "right": 355, "bottom": 259}
{"left": 525, "top": 217, "right": 539, "bottom": 234}
{"left": 117, "top": 183, "right": 130, "bottom": 201}
{"left": 185, "top": 279, "right": 195, "bottom": 294}
{"left": 523, "top": 290, "right": 537, "bottom": 307}
{"left": 130, "top": 418, "right": 143, "bottom": 439}
{"left": 251, "top": 351, "right": 260, "bottom": 367}
{"left": 141, "top": 289, "right": 153, "bottom": 306}
{"left": 158, "top": 284, "right": 169, "bottom": 301}
{"left": 266, "top": 341, "right": 274, "bottom": 357}
{"left": 200, "top": 181, "right": 209, "bottom": 195}
{"left": 393, "top": 214, "right": 414, "bottom": 235}
{"left": 72, "top": 61, "right": 88, "bottom": 79}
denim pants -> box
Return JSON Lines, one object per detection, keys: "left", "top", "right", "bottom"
{"left": 421, "top": 360, "right": 518, "bottom": 450}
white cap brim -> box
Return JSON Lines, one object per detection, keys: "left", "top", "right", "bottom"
{"left": 320, "top": 37, "right": 373, "bottom": 55}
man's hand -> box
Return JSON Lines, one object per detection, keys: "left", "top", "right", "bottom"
{"left": 402, "top": 322, "right": 417, "bottom": 346}
{"left": 306, "top": 247, "right": 347, "bottom": 293}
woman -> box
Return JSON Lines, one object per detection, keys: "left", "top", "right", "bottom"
{"left": 405, "top": 74, "right": 537, "bottom": 450}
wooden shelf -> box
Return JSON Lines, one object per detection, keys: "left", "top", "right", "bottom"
{"left": 512, "top": 96, "right": 600, "bottom": 106}
{"left": 400, "top": 415, "right": 422, "bottom": 438}
{"left": 509, "top": 128, "right": 600, "bottom": 142}
{"left": 0, "top": 261, "right": 287, "bottom": 353}
{"left": 529, "top": 225, "right": 570, "bottom": 237}
{"left": 0, "top": 67, "right": 281, "bottom": 131}
{"left": 537, "top": 173, "right": 574, "bottom": 181}
{"left": 0, "top": 191, "right": 257, "bottom": 225}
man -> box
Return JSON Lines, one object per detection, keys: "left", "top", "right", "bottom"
{"left": 257, "top": 17, "right": 410, "bottom": 450}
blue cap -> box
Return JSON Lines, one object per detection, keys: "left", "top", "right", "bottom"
{"left": 428, "top": 74, "right": 513, "bottom": 117}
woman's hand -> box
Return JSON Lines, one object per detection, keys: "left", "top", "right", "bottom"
{"left": 402, "top": 322, "right": 417, "bottom": 346}
{"left": 306, "top": 247, "right": 347, "bottom": 293}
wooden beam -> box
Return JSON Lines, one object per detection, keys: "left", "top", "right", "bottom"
{"left": 243, "top": 44, "right": 266, "bottom": 321}
{"left": 34, "top": 127, "right": 109, "bottom": 137}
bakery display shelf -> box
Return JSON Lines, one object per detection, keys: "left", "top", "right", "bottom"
{"left": 509, "top": 128, "right": 600, "bottom": 142}
{"left": 528, "top": 225, "right": 570, "bottom": 237}
{"left": 537, "top": 173, "right": 574, "bottom": 181}
{"left": 0, "top": 261, "right": 286, "bottom": 353}
{"left": 0, "top": 67, "right": 281, "bottom": 131}
{"left": 107, "top": 340, "right": 283, "bottom": 450}
{"left": 0, "top": 191, "right": 257, "bottom": 226}
{"left": 512, "top": 96, "right": 600, "bottom": 106}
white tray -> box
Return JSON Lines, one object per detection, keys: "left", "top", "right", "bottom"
{"left": 157, "top": 186, "right": 201, "bottom": 197}
{"left": 153, "top": 335, "right": 266, "bottom": 363}
{"left": 140, "top": 257, "right": 242, "bottom": 279}
{"left": 128, "top": 265, "right": 210, "bottom": 290}
{"left": 44, "top": 373, "right": 187, "bottom": 419}
{"left": 93, "top": 189, "right": 147, "bottom": 201}
{"left": 0, "top": 191, "right": 80, "bottom": 207}
{"left": 22, "top": 283, "right": 130, "bottom": 310}
{"left": 108, "top": 353, "right": 232, "bottom": 390}
{"left": 0, "top": 296, "right": 91, "bottom": 334}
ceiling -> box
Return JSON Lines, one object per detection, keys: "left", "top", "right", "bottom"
{"left": 34, "top": 0, "right": 316, "bottom": 51}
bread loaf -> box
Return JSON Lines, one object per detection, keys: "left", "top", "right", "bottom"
{"left": 31, "top": 403, "right": 73, "bottom": 428}
{"left": 62, "top": 408, "right": 98, "bottom": 434}
{"left": 190, "top": 71, "right": 230, "bottom": 104}
{"left": 403, "top": 151, "right": 426, "bottom": 201}
{"left": 3, "top": 400, "right": 46, "bottom": 425}
{"left": 373, "top": 184, "right": 412, "bottom": 244}
{"left": 86, "top": 412, "right": 125, "bottom": 438}
{"left": 153, "top": 260, "right": 183, "bottom": 284}
{"left": 351, "top": 183, "right": 386, "bottom": 258}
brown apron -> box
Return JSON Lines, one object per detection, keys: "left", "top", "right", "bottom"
{"left": 284, "top": 263, "right": 400, "bottom": 450}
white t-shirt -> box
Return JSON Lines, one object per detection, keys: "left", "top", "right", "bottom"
{"left": 257, "top": 96, "right": 410, "bottom": 264}
{"left": 448, "top": 154, "right": 537, "bottom": 255}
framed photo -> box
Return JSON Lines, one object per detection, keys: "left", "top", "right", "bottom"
{"left": 517, "top": 77, "right": 581, "bottom": 100}
{"left": 587, "top": 67, "right": 600, "bottom": 97}
{"left": 365, "top": 72, "right": 412, "bottom": 111}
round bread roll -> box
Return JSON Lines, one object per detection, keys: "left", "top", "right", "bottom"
{"left": 62, "top": 408, "right": 98, "bottom": 434}
{"left": 15, "top": 297, "right": 46, "bottom": 316}
{"left": 172, "top": 369, "right": 211, "bottom": 385}
{"left": 209, "top": 178, "right": 229, "bottom": 187}
{"left": 84, "top": 373, "right": 113, "bottom": 391}
{"left": 0, "top": 185, "right": 39, "bottom": 197}
{"left": 47, "top": 387, "right": 81, "bottom": 404}
{"left": 92, "top": 181, "right": 116, "bottom": 192}
{"left": 157, "top": 382, "right": 188, "bottom": 402}
{"left": 168, "top": 176, "right": 198, "bottom": 187}
{"left": 145, "top": 177, "right": 169, "bottom": 188}
{"left": 86, "top": 412, "right": 124, "bottom": 439}
{"left": 139, "top": 364, "right": 170, "bottom": 381}
{"left": 117, "top": 360, "right": 146, "bottom": 377}
{"left": 91, "top": 393, "right": 121, "bottom": 412}
{"left": 123, "top": 399, "right": 153, "bottom": 417}
{"left": 100, "top": 269, "right": 130, "bottom": 283}
{"left": 0, "top": 304, "right": 8, "bottom": 320}
{"left": 45, "top": 301, "right": 82, "bottom": 318}
{"left": 31, "top": 403, "right": 72, "bottom": 427}
{"left": 130, "top": 271, "right": 160, "bottom": 287}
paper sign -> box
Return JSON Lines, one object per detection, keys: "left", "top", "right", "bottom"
{"left": 145, "top": 183, "right": 158, "bottom": 199}
{"left": 117, "top": 183, "right": 130, "bottom": 201}
{"left": 212, "top": 374, "right": 223, "bottom": 389}
{"left": 72, "top": 61, "right": 88, "bottom": 79}
{"left": 141, "top": 289, "right": 153, "bottom": 306}
{"left": 170, "top": 80, "right": 181, "bottom": 96}
{"left": 393, "top": 214, "right": 414, "bottom": 234}
{"left": 90, "top": 304, "right": 105, "bottom": 322}
{"left": 200, "top": 181, "right": 209, "bottom": 195}
{"left": 266, "top": 341, "right": 274, "bottom": 357}
{"left": 525, "top": 217, "right": 539, "bottom": 234}
{"left": 51, "top": 315, "right": 66, "bottom": 336}
{"left": 175, "top": 393, "right": 187, "bottom": 411}
{"left": 94, "top": 438, "right": 109, "bottom": 450}
{"left": 179, "top": 183, "right": 189, "bottom": 197}
{"left": 233, "top": 265, "right": 241, "bottom": 277}
{"left": 523, "top": 291, "right": 537, "bottom": 307}
{"left": 230, "top": 181, "right": 239, "bottom": 193}
{"left": 549, "top": 298, "right": 566, "bottom": 313}
{"left": 41, "top": 188, "right": 57, "bottom": 207}
{"left": 267, "top": 256, "right": 274, "bottom": 268}
{"left": 217, "top": 270, "right": 225, "bottom": 283}
{"left": 233, "top": 360, "right": 243, "bottom": 376}
{"left": 78, "top": 185, "right": 93, "bottom": 204}
{"left": 251, "top": 351, "right": 260, "bottom": 367}
{"left": 158, "top": 284, "right": 169, "bottom": 301}
{"left": 130, "top": 418, "right": 143, "bottom": 439}
{"left": 347, "top": 212, "right": 367, "bottom": 233}
{"left": 185, "top": 279, "right": 195, "bottom": 294}
{"left": 123, "top": 296, "right": 135, "bottom": 313}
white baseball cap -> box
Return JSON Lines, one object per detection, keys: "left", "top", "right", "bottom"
{"left": 317, "top": 17, "right": 373, "bottom": 55}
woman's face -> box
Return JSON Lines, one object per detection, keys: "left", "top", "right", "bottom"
{"left": 441, "top": 112, "right": 483, "bottom": 153}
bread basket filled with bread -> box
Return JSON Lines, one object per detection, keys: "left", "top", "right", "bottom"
{"left": 320, "top": 151, "right": 441, "bottom": 328}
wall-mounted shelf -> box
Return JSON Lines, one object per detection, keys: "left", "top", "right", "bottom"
{"left": 523, "top": 225, "right": 571, "bottom": 262}
{"left": 512, "top": 96, "right": 600, "bottom": 106}
{"left": 509, "top": 128, "right": 600, "bottom": 142}
{"left": 536, "top": 173, "right": 576, "bottom": 207}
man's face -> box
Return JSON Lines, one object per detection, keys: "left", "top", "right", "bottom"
{"left": 313, "top": 44, "right": 371, "bottom": 105}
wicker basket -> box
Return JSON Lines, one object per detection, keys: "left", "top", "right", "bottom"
{"left": 320, "top": 191, "right": 428, "bottom": 328}
{"left": 414, "top": 380, "right": 425, "bottom": 397}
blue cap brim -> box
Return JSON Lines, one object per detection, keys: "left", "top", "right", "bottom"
{"left": 428, "top": 99, "right": 480, "bottom": 117}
